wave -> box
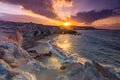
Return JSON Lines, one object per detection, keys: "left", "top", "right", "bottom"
{"left": 47, "top": 40, "right": 89, "bottom": 65}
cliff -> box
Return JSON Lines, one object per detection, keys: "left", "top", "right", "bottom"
{"left": 0, "top": 21, "right": 60, "bottom": 80}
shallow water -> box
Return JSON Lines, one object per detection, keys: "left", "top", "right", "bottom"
{"left": 52, "top": 30, "right": 120, "bottom": 69}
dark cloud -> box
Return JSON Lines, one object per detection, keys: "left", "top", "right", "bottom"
{"left": 71, "top": 8, "right": 120, "bottom": 24}
{"left": 0, "top": 0, "right": 56, "bottom": 18}
{"left": 0, "top": 13, "right": 52, "bottom": 25}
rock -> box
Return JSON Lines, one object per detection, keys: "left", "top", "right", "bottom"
{"left": 0, "top": 41, "right": 32, "bottom": 68}
{"left": 0, "top": 21, "right": 67, "bottom": 80}
{"left": 60, "top": 66, "right": 67, "bottom": 70}
{"left": 68, "top": 67, "right": 84, "bottom": 76}
{"left": 0, "top": 48, "right": 5, "bottom": 58}
{"left": 3, "top": 52, "right": 18, "bottom": 68}
{"left": 65, "top": 62, "right": 84, "bottom": 80}
{"left": 60, "top": 62, "right": 85, "bottom": 80}
{"left": 93, "top": 61, "right": 120, "bottom": 80}
{"left": 27, "top": 60, "right": 46, "bottom": 72}
{"left": 60, "top": 30, "right": 77, "bottom": 34}
{"left": 12, "top": 72, "right": 36, "bottom": 80}
{"left": 28, "top": 50, "right": 37, "bottom": 53}
{"left": 60, "top": 62, "right": 71, "bottom": 70}
{"left": 33, "top": 52, "right": 52, "bottom": 61}
{"left": 83, "top": 62, "right": 103, "bottom": 80}
{"left": 0, "top": 59, "right": 36, "bottom": 80}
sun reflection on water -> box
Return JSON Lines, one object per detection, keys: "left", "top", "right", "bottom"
{"left": 52, "top": 35, "right": 89, "bottom": 65}
{"left": 55, "top": 35, "right": 72, "bottom": 52}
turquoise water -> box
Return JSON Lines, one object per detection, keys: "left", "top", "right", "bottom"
{"left": 52, "top": 30, "right": 120, "bottom": 69}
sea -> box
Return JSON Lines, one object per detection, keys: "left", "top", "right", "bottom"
{"left": 52, "top": 30, "right": 120, "bottom": 71}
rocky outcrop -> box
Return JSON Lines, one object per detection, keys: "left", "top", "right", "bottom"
{"left": 0, "top": 59, "right": 36, "bottom": 80}
{"left": 83, "top": 62, "right": 103, "bottom": 80}
{"left": 0, "top": 21, "right": 119, "bottom": 80}
{"left": 0, "top": 21, "right": 60, "bottom": 80}
{"left": 93, "top": 61, "right": 120, "bottom": 80}
{"left": 0, "top": 21, "right": 61, "bottom": 49}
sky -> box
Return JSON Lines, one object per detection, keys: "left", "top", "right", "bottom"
{"left": 0, "top": 0, "right": 120, "bottom": 29}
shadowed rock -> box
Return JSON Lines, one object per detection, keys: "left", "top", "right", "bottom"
{"left": 0, "top": 59, "right": 36, "bottom": 80}
{"left": 83, "top": 62, "right": 103, "bottom": 80}
{"left": 93, "top": 61, "right": 120, "bottom": 80}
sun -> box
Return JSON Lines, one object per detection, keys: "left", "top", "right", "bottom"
{"left": 64, "top": 22, "right": 71, "bottom": 27}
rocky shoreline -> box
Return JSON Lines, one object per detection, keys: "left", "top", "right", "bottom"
{"left": 0, "top": 21, "right": 119, "bottom": 80}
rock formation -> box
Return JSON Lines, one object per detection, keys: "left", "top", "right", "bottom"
{"left": 0, "top": 21, "right": 119, "bottom": 80}
{"left": 0, "top": 21, "right": 60, "bottom": 80}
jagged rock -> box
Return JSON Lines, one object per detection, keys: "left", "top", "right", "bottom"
{"left": 33, "top": 52, "right": 52, "bottom": 61}
{"left": 0, "top": 41, "right": 31, "bottom": 66}
{"left": 83, "top": 62, "right": 103, "bottom": 80}
{"left": 27, "top": 60, "right": 46, "bottom": 72}
{"left": 66, "top": 62, "right": 84, "bottom": 80}
{"left": 3, "top": 52, "right": 18, "bottom": 68}
{"left": 0, "top": 59, "right": 36, "bottom": 80}
{"left": 93, "top": 61, "right": 120, "bottom": 80}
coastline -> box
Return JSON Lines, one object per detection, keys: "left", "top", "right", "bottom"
{"left": 30, "top": 34, "right": 120, "bottom": 80}
{"left": 0, "top": 21, "right": 120, "bottom": 80}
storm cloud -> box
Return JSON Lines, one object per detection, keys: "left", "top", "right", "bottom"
{"left": 71, "top": 8, "right": 120, "bottom": 24}
{"left": 0, "top": 0, "right": 73, "bottom": 19}
{"left": 0, "top": 0, "right": 120, "bottom": 25}
{"left": 0, "top": 0, "right": 57, "bottom": 18}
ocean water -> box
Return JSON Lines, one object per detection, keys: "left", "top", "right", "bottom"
{"left": 52, "top": 30, "right": 120, "bottom": 69}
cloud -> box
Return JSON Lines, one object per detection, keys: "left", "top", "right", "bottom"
{"left": 53, "top": 0, "right": 72, "bottom": 7}
{"left": 0, "top": 0, "right": 120, "bottom": 24}
{"left": 0, "top": 13, "right": 63, "bottom": 25}
{"left": 71, "top": 8, "right": 120, "bottom": 24}
{"left": 0, "top": 0, "right": 57, "bottom": 18}
{"left": 0, "top": 0, "right": 73, "bottom": 19}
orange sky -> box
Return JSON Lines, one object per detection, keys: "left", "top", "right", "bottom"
{"left": 0, "top": 0, "right": 120, "bottom": 29}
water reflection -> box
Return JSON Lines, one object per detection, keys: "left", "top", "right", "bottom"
{"left": 53, "top": 35, "right": 72, "bottom": 52}
{"left": 52, "top": 34, "right": 89, "bottom": 65}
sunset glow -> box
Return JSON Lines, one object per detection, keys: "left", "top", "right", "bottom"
{"left": 0, "top": 0, "right": 120, "bottom": 79}
{"left": 0, "top": 0, "right": 120, "bottom": 29}
{"left": 64, "top": 22, "right": 71, "bottom": 27}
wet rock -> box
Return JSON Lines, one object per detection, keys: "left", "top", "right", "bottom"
{"left": 83, "top": 62, "right": 103, "bottom": 80}
{"left": 60, "top": 66, "right": 67, "bottom": 70}
{"left": 60, "top": 62, "right": 71, "bottom": 70}
{"left": 27, "top": 60, "right": 46, "bottom": 72}
{"left": 28, "top": 50, "right": 37, "bottom": 53}
{"left": 68, "top": 67, "right": 84, "bottom": 76}
{"left": 33, "top": 52, "right": 52, "bottom": 61}
{"left": 63, "top": 62, "right": 84, "bottom": 80}
{"left": 93, "top": 61, "right": 120, "bottom": 80}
